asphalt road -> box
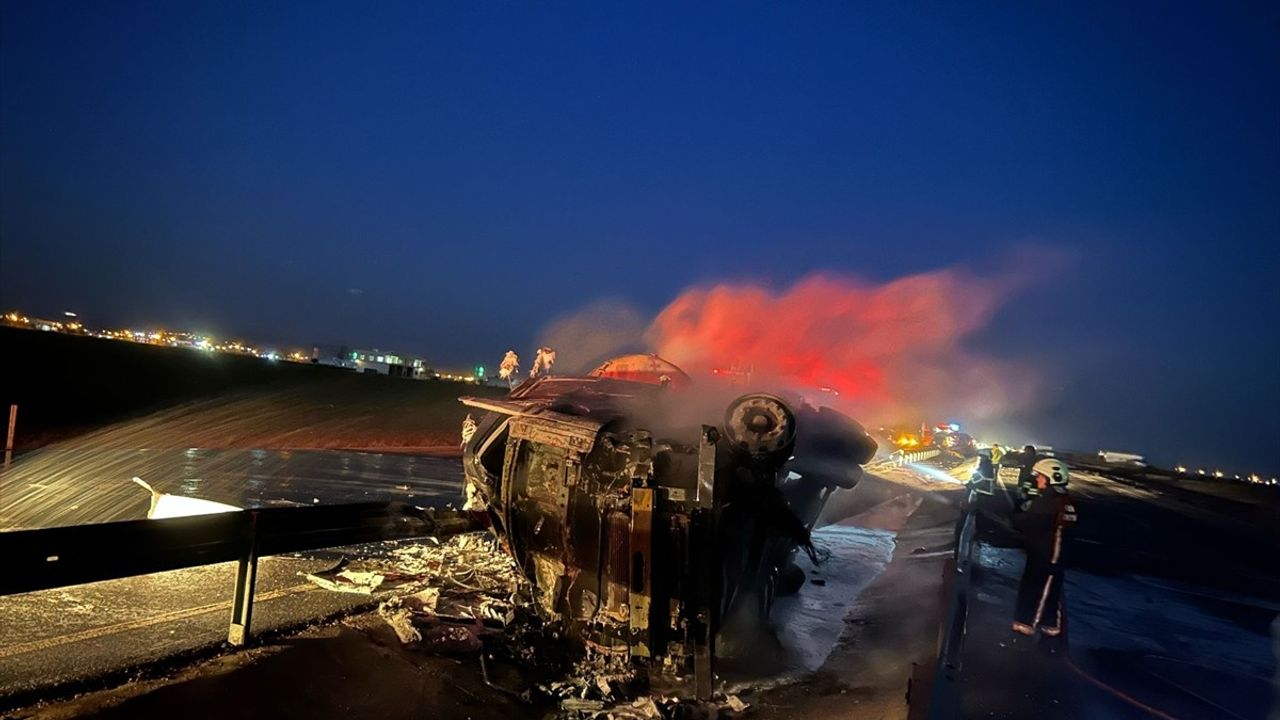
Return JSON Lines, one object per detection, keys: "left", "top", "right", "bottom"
{"left": 0, "top": 450, "right": 466, "bottom": 707}
{"left": 956, "top": 470, "right": 1279, "bottom": 719}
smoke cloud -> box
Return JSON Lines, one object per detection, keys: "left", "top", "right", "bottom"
{"left": 538, "top": 299, "right": 651, "bottom": 373}
{"left": 539, "top": 252, "right": 1056, "bottom": 426}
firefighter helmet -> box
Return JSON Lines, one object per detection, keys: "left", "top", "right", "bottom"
{"left": 1032, "top": 458, "right": 1070, "bottom": 486}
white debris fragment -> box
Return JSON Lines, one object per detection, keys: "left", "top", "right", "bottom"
{"left": 594, "top": 675, "right": 614, "bottom": 699}
{"left": 462, "top": 480, "right": 487, "bottom": 511}
{"left": 303, "top": 569, "right": 386, "bottom": 594}
{"left": 476, "top": 598, "right": 512, "bottom": 625}
{"left": 378, "top": 600, "right": 422, "bottom": 644}
{"left": 461, "top": 413, "right": 478, "bottom": 447}
{"left": 559, "top": 698, "right": 605, "bottom": 712}
{"left": 723, "top": 694, "right": 749, "bottom": 713}
{"left": 402, "top": 587, "right": 440, "bottom": 614}
{"left": 627, "top": 697, "right": 662, "bottom": 719}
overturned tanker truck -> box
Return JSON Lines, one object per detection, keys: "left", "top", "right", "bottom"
{"left": 459, "top": 354, "right": 877, "bottom": 698}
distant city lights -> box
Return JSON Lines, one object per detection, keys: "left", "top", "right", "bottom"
{"left": 3, "top": 308, "right": 311, "bottom": 365}
{"left": 3, "top": 306, "right": 494, "bottom": 385}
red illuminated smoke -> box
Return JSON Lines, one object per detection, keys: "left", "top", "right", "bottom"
{"left": 647, "top": 269, "right": 1037, "bottom": 423}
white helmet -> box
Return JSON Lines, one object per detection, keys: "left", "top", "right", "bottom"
{"left": 1032, "top": 458, "right": 1070, "bottom": 487}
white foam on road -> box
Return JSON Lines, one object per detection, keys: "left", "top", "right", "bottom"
{"left": 771, "top": 524, "right": 898, "bottom": 672}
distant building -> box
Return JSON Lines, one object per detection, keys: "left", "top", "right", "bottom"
{"left": 348, "top": 348, "right": 426, "bottom": 378}
{"left": 310, "top": 345, "right": 358, "bottom": 370}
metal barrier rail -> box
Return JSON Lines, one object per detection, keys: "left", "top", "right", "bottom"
{"left": 926, "top": 506, "right": 976, "bottom": 719}
{"left": 891, "top": 448, "right": 942, "bottom": 465}
{"left": 0, "top": 502, "right": 480, "bottom": 645}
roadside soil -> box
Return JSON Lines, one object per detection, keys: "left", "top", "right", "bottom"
{"left": 0, "top": 326, "right": 503, "bottom": 453}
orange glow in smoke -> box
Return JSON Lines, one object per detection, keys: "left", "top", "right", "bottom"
{"left": 646, "top": 266, "right": 1041, "bottom": 423}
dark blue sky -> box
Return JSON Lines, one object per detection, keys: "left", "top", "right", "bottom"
{"left": 2, "top": 2, "right": 1278, "bottom": 471}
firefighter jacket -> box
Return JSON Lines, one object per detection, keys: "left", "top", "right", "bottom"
{"left": 1013, "top": 489, "right": 1077, "bottom": 563}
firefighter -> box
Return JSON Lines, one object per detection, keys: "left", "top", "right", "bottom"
{"left": 966, "top": 448, "right": 996, "bottom": 500}
{"left": 1015, "top": 444, "right": 1039, "bottom": 498}
{"left": 990, "top": 444, "right": 1006, "bottom": 477}
{"left": 1011, "top": 458, "right": 1077, "bottom": 637}
{"left": 974, "top": 448, "right": 996, "bottom": 485}
{"left": 955, "top": 448, "right": 996, "bottom": 548}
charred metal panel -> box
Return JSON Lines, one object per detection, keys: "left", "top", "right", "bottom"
{"left": 628, "top": 487, "right": 654, "bottom": 657}
{"left": 509, "top": 415, "right": 598, "bottom": 454}
{"left": 692, "top": 426, "right": 721, "bottom": 700}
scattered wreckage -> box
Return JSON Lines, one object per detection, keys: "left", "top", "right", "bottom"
{"left": 457, "top": 354, "right": 877, "bottom": 699}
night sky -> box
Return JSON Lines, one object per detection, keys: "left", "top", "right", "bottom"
{"left": 2, "top": 2, "right": 1278, "bottom": 471}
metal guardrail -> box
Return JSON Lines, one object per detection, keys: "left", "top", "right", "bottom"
{"left": 926, "top": 506, "right": 976, "bottom": 719}
{"left": 0, "top": 502, "right": 480, "bottom": 645}
{"left": 891, "top": 448, "right": 942, "bottom": 465}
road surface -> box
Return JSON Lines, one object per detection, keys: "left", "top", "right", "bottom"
{"left": 952, "top": 468, "right": 1278, "bottom": 719}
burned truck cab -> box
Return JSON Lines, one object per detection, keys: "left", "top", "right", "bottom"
{"left": 460, "top": 358, "right": 875, "bottom": 697}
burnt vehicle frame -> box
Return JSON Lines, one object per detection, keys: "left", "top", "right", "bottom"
{"left": 460, "top": 366, "right": 876, "bottom": 698}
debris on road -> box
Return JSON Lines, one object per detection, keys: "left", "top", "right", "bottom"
{"left": 535, "top": 655, "right": 756, "bottom": 719}
{"left": 377, "top": 599, "right": 422, "bottom": 644}
{"left": 305, "top": 529, "right": 761, "bottom": 716}
{"left": 303, "top": 565, "right": 387, "bottom": 594}
{"left": 301, "top": 532, "right": 521, "bottom": 652}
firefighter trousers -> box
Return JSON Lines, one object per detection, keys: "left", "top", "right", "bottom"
{"left": 1014, "top": 553, "right": 1063, "bottom": 633}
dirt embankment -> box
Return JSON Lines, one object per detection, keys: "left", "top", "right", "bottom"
{"left": 0, "top": 326, "right": 504, "bottom": 453}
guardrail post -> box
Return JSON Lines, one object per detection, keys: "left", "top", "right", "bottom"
{"left": 227, "top": 512, "right": 260, "bottom": 646}
{"left": 4, "top": 404, "right": 16, "bottom": 466}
